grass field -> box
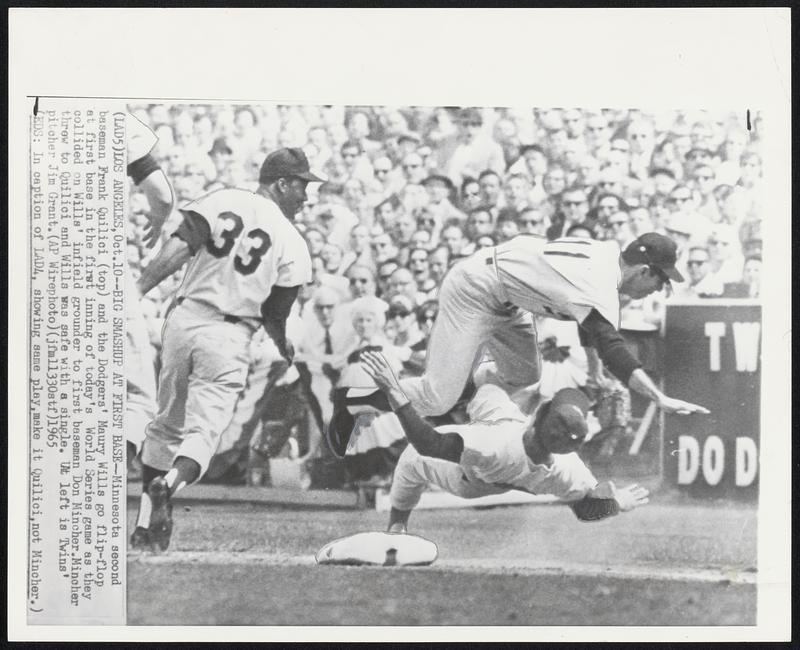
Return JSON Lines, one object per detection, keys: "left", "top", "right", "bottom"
{"left": 127, "top": 494, "right": 757, "bottom": 627}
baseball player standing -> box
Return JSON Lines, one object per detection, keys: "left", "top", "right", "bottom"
{"left": 359, "top": 351, "right": 649, "bottom": 532}
{"left": 328, "top": 233, "right": 709, "bottom": 457}
{"left": 130, "top": 148, "right": 324, "bottom": 551}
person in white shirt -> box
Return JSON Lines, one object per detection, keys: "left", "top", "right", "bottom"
{"left": 358, "top": 351, "right": 649, "bottom": 534}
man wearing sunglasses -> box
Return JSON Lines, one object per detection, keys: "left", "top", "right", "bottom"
{"left": 327, "top": 231, "right": 709, "bottom": 458}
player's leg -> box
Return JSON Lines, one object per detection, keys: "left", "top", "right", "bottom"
{"left": 133, "top": 309, "right": 193, "bottom": 550}
{"left": 387, "top": 446, "right": 426, "bottom": 533}
{"left": 398, "top": 266, "right": 496, "bottom": 416}
{"left": 169, "top": 323, "right": 252, "bottom": 490}
{"left": 484, "top": 311, "right": 542, "bottom": 410}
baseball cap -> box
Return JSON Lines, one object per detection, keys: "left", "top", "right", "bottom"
{"left": 622, "top": 232, "right": 685, "bottom": 282}
{"left": 259, "top": 147, "right": 326, "bottom": 184}
{"left": 538, "top": 387, "right": 591, "bottom": 451}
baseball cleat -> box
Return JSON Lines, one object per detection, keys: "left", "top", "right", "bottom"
{"left": 129, "top": 526, "right": 151, "bottom": 550}
{"left": 147, "top": 476, "right": 173, "bottom": 553}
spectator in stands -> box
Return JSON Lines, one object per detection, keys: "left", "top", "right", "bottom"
{"left": 376, "top": 258, "right": 401, "bottom": 298}
{"left": 440, "top": 219, "right": 469, "bottom": 258}
{"left": 495, "top": 210, "right": 521, "bottom": 242}
{"left": 504, "top": 173, "right": 532, "bottom": 213}
{"left": 440, "top": 107, "right": 506, "bottom": 187}
{"left": 478, "top": 169, "right": 505, "bottom": 217}
{"left": 340, "top": 224, "right": 373, "bottom": 273}
{"left": 423, "top": 173, "right": 463, "bottom": 223}
{"left": 459, "top": 177, "right": 483, "bottom": 213}
{"left": 670, "top": 245, "right": 721, "bottom": 299}
{"left": 607, "top": 211, "right": 634, "bottom": 249}
{"left": 706, "top": 224, "right": 744, "bottom": 287}
{"left": 548, "top": 186, "right": 589, "bottom": 239}
{"left": 466, "top": 206, "right": 495, "bottom": 243}
{"left": 516, "top": 206, "right": 548, "bottom": 237}
{"left": 407, "top": 247, "right": 437, "bottom": 301}
{"left": 337, "top": 297, "right": 407, "bottom": 486}
{"left": 428, "top": 245, "right": 450, "bottom": 284}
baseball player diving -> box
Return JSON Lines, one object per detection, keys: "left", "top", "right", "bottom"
{"left": 359, "top": 350, "right": 650, "bottom": 533}
{"left": 328, "top": 233, "right": 709, "bottom": 457}
{"left": 130, "top": 148, "right": 325, "bottom": 552}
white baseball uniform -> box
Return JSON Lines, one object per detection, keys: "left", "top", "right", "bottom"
{"left": 390, "top": 385, "right": 598, "bottom": 510}
{"left": 141, "top": 188, "right": 312, "bottom": 476}
{"left": 398, "top": 236, "right": 622, "bottom": 415}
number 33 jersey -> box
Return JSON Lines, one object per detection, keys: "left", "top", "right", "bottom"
{"left": 175, "top": 188, "right": 312, "bottom": 319}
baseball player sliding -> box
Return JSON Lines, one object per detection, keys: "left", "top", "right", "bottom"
{"left": 130, "top": 148, "right": 325, "bottom": 552}
{"left": 359, "top": 351, "right": 649, "bottom": 533}
{"left": 329, "top": 233, "right": 709, "bottom": 457}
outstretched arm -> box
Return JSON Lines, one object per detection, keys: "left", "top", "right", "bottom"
{"left": 569, "top": 481, "right": 650, "bottom": 522}
{"left": 580, "top": 309, "right": 709, "bottom": 415}
{"left": 360, "top": 351, "right": 463, "bottom": 463}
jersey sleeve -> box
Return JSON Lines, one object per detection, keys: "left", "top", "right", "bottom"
{"left": 126, "top": 113, "right": 159, "bottom": 162}
{"left": 178, "top": 192, "right": 223, "bottom": 232}
{"left": 275, "top": 229, "right": 312, "bottom": 287}
{"left": 539, "top": 452, "right": 598, "bottom": 502}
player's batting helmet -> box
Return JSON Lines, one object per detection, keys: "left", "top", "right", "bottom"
{"left": 535, "top": 387, "right": 591, "bottom": 454}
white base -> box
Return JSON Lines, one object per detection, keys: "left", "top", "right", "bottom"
{"left": 315, "top": 531, "right": 438, "bottom": 566}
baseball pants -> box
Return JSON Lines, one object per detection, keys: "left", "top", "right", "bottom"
{"left": 141, "top": 300, "right": 253, "bottom": 477}
{"left": 390, "top": 443, "right": 509, "bottom": 511}
{"left": 399, "top": 253, "right": 541, "bottom": 416}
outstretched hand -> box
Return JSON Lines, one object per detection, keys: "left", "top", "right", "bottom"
{"left": 612, "top": 483, "right": 650, "bottom": 512}
{"left": 658, "top": 395, "right": 710, "bottom": 415}
{"left": 590, "top": 481, "right": 650, "bottom": 512}
{"left": 360, "top": 350, "right": 402, "bottom": 393}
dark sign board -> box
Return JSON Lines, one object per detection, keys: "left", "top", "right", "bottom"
{"left": 662, "top": 301, "right": 760, "bottom": 500}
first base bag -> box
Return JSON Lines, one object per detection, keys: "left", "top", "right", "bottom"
{"left": 315, "top": 531, "right": 438, "bottom": 566}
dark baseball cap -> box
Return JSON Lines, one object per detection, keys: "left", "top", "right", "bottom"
{"left": 538, "top": 387, "right": 591, "bottom": 451}
{"left": 622, "top": 232, "right": 685, "bottom": 283}
{"left": 259, "top": 147, "right": 326, "bottom": 185}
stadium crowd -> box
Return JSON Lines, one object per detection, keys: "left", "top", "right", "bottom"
{"left": 126, "top": 104, "right": 764, "bottom": 490}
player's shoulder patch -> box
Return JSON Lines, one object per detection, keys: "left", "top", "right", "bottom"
{"left": 315, "top": 531, "right": 438, "bottom": 567}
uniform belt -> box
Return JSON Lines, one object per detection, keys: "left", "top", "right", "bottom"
{"left": 175, "top": 297, "right": 254, "bottom": 329}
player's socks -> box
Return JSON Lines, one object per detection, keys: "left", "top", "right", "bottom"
{"left": 135, "top": 493, "right": 153, "bottom": 529}
{"left": 135, "top": 464, "right": 166, "bottom": 530}
{"left": 165, "top": 456, "right": 201, "bottom": 496}
{"left": 345, "top": 387, "right": 392, "bottom": 413}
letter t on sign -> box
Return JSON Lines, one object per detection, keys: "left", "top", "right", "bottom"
{"left": 704, "top": 322, "right": 726, "bottom": 372}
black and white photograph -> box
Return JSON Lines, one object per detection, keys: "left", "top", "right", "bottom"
{"left": 8, "top": 8, "right": 791, "bottom": 642}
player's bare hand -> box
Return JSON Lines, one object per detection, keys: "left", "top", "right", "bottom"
{"left": 360, "top": 351, "right": 401, "bottom": 392}
{"left": 613, "top": 484, "right": 650, "bottom": 512}
{"left": 658, "top": 395, "right": 710, "bottom": 415}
